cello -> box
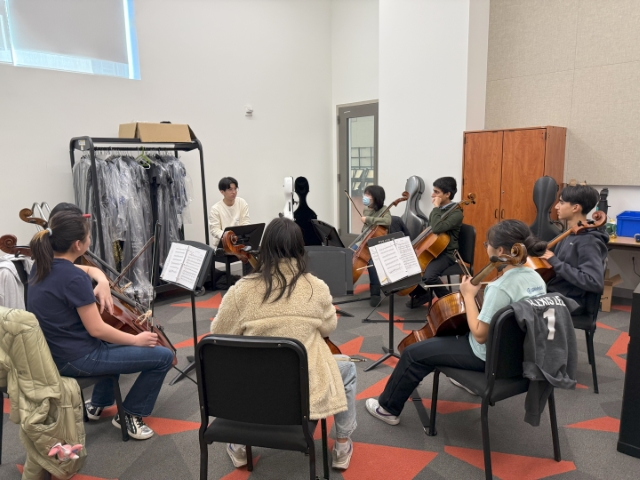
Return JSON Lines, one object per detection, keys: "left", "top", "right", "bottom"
{"left": 221, "top": 229, "right": 342, "bottom": 355}
{"left": 397, "top": 243, "right": 527, "bottom": 353}
{"left": 396, "top": 193, "right": 477, "bottom": 296}
{"left": 13, "top": 208, "right": 178, "bottom": 365}
{"left": 525, "top": 210, "right": 607, "bottom": 282}
{"left": 349, "top": 191, "right": 409, "bottom": 284}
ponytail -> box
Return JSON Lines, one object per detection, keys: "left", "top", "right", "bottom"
{"left": 486, "top": 219, "right": 547, "bottom": 258}
{"left": 29, "top": 211, "right": 90, "bottom": 283}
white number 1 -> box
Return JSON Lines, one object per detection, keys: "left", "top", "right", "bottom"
{"left": 543, "top": 308, "right": 556, "bottom": 340}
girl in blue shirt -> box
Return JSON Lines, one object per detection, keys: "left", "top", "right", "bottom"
{"left": 28, "top": 209, "right": 173, "bottom": 440}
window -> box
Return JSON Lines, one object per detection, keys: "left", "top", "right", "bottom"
{"left": 0, "top": 0, "right": 139, "bottom": 79}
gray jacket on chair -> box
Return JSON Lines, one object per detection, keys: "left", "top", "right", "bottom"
{"left": 511, "top": 293, "right": 579, "bottom": 426}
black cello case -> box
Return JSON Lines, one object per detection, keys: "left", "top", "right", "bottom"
{"left": 401, "top": 175, "right": 429, "bottom": 241}
{"left": 530, "top": 176, "right": 562, "bottom": 241}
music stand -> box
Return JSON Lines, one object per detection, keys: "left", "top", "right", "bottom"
{"left": 311, "top": 220, "right": 345, "bottom": 248}
{"left": 363, "top": 232, "right": 422, "bottom": 372}
{"left": 213, "top": 223, "right": 265, "bottom": 287}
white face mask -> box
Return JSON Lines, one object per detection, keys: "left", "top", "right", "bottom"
{"left": 362, "top": 195, "right": 372, "bottom": 207}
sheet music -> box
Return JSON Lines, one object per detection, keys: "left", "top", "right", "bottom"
{"left": 394, "top": 236, "right": 422, "bottom": 276}
{"left": 161, "top": 243, "right": 188, "bottom": 283}
{"left": 176, "top": 246, "right": 207, "bottom": 290}
{"left": 373, "top": 241, "right": 408, "bottom": 284}
{"left": 369, "top": 244, "right": 389, "bottom": 285}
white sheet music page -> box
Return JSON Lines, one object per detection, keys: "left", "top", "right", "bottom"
{"left": 161, "top": 243, "right": 189, "bottom": 283}
{"left": 177, "top": 246, "right": 207, "bottom": 290}
{"left": 394, "top": 236, "right": 422, "bottom": 276}
{"left": 369, "top": 244, "right": 389, "bottom": 285}
{"left": 373, "top": 241, "right": 408, "bottom": 284}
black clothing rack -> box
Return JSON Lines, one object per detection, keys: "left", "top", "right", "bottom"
{"left": 69, "top": 136, "right": 209, "bottom": 292}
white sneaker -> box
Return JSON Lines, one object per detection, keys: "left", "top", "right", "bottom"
{"left": 332, "top": 438, "right": 353, "bottom": 470}
{"left": 449, "top": 377, "right": 478, "bottom": 396}
{"left": 226, "top": 443, "right": 247, "bottom": 468}
{"left": 365, "top": 398, "right": 400, "bottom": 425}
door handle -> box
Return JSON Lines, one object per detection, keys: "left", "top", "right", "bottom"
{"left": 494, "top": 209, "right": 498, "bottom": 219}
{"left": 501, "top": 209, "right": 505, "bottom": 219}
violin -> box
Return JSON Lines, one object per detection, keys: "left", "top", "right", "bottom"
{"left": 348, "top": 191, "right": 409, "bottom": 284}
{"left": 15, "top": 208, "right": 178, "bottom": 365}
{"left": 221, "top": 230, "right": 259, "bottom": 270}
{"left": 396, "top": 193, "right": 477, "bottom": 296}
{"left": 525, "top": 210, "right": 607, "bottom": 282}
{"left": 222, "top": 230, "right": 341, "bottom": 354}
{"left": 397, "top": 243, "right": 527, "bottom": 353}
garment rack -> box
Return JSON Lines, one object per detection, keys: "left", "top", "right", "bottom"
{"left": 69, "top": 136, "right": 209, "bottom": 293}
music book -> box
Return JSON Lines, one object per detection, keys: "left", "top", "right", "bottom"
{"left": 161, "top": 242, "right": 208, "bottom": 290}
{"left": 369, "top": 236, "right": 421, "bottom": 285}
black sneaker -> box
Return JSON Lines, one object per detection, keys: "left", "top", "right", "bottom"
{"left": 112, "top": 413, "right": 155, "bottom": 440}
{"left": 84, "top": 401, "right": 104, "bottom": 421}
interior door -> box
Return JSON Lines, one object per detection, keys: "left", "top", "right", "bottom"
{"left": 501, "top": 129, "right": 546, "bottom": 225}
{"left": 462, "top": 130, "right": 503, "bottom": 273}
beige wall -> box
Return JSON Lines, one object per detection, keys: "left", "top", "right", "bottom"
{"left": 485, "top": 0, "right": 640, "bottom": 186}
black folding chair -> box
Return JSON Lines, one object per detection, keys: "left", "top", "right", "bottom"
{"left": 441, "top": 223, "right": 476, "bottom": 291}
{"left": 571, "top": 291, "right": 602, "bottom": 393}
{"left": 196, "top": 334, "right": 330, "bottom": 480}
{"left": 426, "top": 306, "right": 562, "bottom": 480}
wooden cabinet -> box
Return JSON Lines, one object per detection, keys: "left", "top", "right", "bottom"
{"left": 462, "top": 126, "right": 566, "bottom": 275}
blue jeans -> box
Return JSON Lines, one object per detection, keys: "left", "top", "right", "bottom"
{"left": 58, "top": 342, "right": 174, "bottom": 417}
{"left": 334, "top": 357, "right": 357, "bottom": 438}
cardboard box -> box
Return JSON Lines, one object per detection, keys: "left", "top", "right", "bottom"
{"left": 118, "top": 122, "right": 196, "bottom": 142}
{"left": 600, "top": 269, "right": 623, "bottom": 312}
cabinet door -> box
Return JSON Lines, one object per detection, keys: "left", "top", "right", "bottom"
{"left": 462, "top": 131, "right": 503, "bottom": 274}
{"left": 501, "top": 129, "right": 546, "bottom": 224}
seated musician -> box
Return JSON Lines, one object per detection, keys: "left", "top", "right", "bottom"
{"left": 27, "top": 210, "right": 173, "bottom": 440}
{"left": 210, "top": 217, "right": 357, "bottom": 470}
{"left": 408, "top": 177, "right": 463, "bottom": 308}
{"left": 540, "top": 185, "right": 609, "bottom": 314}
{"left": 209, "top": 176, "right": 252, "bottom": 282}
{"left": 359, "top": 185, "right": 391, "bottom": 306}
{"left": 366, "top": 220, "right": 547, "bottom": 423}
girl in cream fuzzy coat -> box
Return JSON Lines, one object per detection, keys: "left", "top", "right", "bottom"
{"left": 210, "top": 217, "right": 357, "bottom": 470}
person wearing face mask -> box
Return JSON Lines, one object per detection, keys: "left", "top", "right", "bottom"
{"left": 407, "top": 177, "right": 463, "bottom": 309}
{"left": 359, "top": 185, "right": 391, "bottom": 306}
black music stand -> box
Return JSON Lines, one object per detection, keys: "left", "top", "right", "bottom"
{"left": 311, "top": 220, "right": 345, "bottom": 248}
{"left": 164, "top": 240, "right": 214, "bottom": 385}
{"left": 212, "top": 223, "right": 265, "bottom": 287}
{"left": 363, "top": 233, "right": 422, "bottom": 372}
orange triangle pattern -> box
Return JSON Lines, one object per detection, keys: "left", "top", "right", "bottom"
{"left": 606, "top": 331, "right": 630, "bottom": 372}
{"left": 596, "top": 321, "right": 619, "bottom": 331}
{"left": 354, "top": 283, "right": 370, "bottom": 295}
{"left": 612, "top": 304, "right": 631, "bottom": 313}
{"left": 565, "top": 416, "right": 620, "bottom": 433}
{"left": 16, "top": 465, "right": 117, "bottom": 480}
{"left": 313, "top": 416, "right": 335, "bottom": 440}
{"left": 576, "top": 383, "right": 588, "bottom": 389}
{"left": 412, "top": 397, "right": 481, "bottom": 414}
{"left": 217, "top": 456, "right": 261, "bottom": 480}
{"left": 342, "top": 442, "right": 437, "bottom": 480}
{"left": 356, "top": 375, "right": 391, "bottom": 400}
{"left": 445, "top": 445, "right": 576, "bottom": 480}
{"left": 3, "top": 397, "right": 10, "bottom": 413}
{"left": 171, "top": 293, "right": 223, "bottom": 309}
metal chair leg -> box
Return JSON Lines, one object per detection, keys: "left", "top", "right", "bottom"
{"left": 548, "top": 390, "right": 561, "bottom": 461}
{"left": 79, "top": 389, "right": 89, "bottom": 423}
{"left": 246, "top": 446, "right": 253, "bottom": 472}
{"left": 199, "top": 434, "right": 208, "bottom": 480}
{"left": 586, "top": 329, "right": 599, "bottom": 394}
{"left": 585, "top": 331, "right": 593, "bottom": 365}
{"left": 428, "top": 371, "right": 439, "bottom": 436}
{"left": 308, "top": 436, "right": 316, "bottom": 480}
{"left": 111, "top": 377, "right": 129, "bottom": 441}
{"left": 480, "top": 399, "right": 492, "bottom": 480}
{"left": 321, "top": 418, "right": 330, "bottom": 479}
{"left": 0, "top": 391, "right": 4, "bottom": 465}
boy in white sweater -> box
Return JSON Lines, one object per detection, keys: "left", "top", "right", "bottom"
{"left": 208, "top": 176, "right": 251, "bottom": 249}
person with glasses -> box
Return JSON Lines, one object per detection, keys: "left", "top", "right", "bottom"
{"left": 366, "top": 219, "right": 547, "bottom": 424}
{"left": 539, "top": 185, "right": 609, "bottom": 314}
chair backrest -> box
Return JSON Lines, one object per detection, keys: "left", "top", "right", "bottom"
{"left": 458, "top": 224, "right": 476, "bottom": 274}
{"left": 196, "top": 335, "right": 310, "bottom": 426}
{"left": 485, "top": 306, "right": 526, "bottom": 381}
{"left": 390, "top": 216, "right": 411, "bottom": 237}
{"left": 582, "top": 290, "right": 602, "bottom": 319}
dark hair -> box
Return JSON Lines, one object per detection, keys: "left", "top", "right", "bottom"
{"left": 486, "top": 219, "right": 547, "bottom": 258}
{"left": 364, "top": 185, "right": 386, "bottom": 211}
{"left": 218, "top": 177, "right": 238, "bottom": 191}
{"left": 433, "top": 177, "right": 457, "bottom": 201}
{"left": 29, "top": 211, "right": 90, "bottom": 283}
{"left": 253, "top": 217, "right": 309, "bottom": 303}
{"left": 50, "top": 202, "right": 83, "bottom": 217}
{"left": 559, "top": 185, "right": 599, "bottom": 214}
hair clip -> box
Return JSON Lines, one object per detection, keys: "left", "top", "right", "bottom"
{"left": 83, "top": 214, "right": 91, "bottom": 218}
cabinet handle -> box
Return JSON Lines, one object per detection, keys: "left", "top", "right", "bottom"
{"left": 494, "top": 209, "right": 498, "bottom": 219}
{"left": 501, "top": 209, "right": 505, "bottom": 219}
